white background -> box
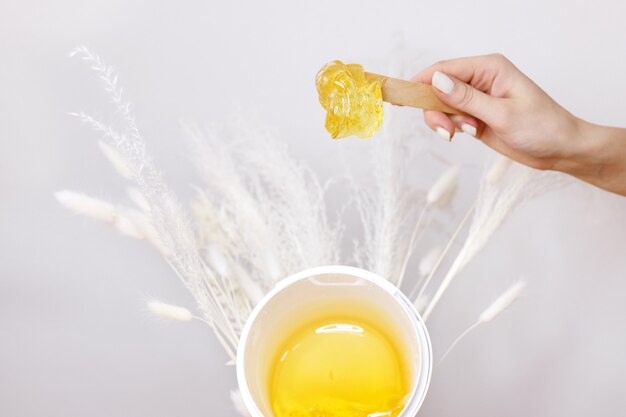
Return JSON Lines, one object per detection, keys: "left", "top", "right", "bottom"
{"left": 1, "top": 1, "right": 626, "bottom": 416}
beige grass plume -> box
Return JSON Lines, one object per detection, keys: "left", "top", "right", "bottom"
{"left": 97, "top": 140, "right": 136, "bottom": 180}
{"left": 147, "top": 300, "right": 194, "bottom": 322}
{"left": 438, "top": 280, "right": 527, "bottom": 365}
{"left": 427, "top": 165, "right": 459, "bottom": 208}
{"left": 55, "top": 190, "right": 145, "bottom": 240}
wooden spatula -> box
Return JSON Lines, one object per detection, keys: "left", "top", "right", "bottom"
{"left": 364, "top": 72, "right": 464, "bottom": 115}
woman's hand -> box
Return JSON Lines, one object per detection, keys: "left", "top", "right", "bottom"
{"left": 412, "top": 54, "right": 626, "bottom": 196}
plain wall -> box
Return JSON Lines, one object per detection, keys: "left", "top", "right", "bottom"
{"left": 1, "top": 1, "right": 626, "bottom": 416}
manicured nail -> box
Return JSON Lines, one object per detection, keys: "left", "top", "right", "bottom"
{"left": 432, "top": 71, "right": 454, "bottom": 94}
{"left": 435, "top": 127, "right": 451, "bottom": 141}
{"left": 461, "top": 123, "right": 477, "bottom": 137}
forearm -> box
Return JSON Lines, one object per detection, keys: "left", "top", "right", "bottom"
{"left": 554, "top": 118, "right": 626, "bottom": 196}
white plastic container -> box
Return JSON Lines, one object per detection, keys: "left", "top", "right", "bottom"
{"left": 236, "top": 265, "right": 432, "bottom": 417}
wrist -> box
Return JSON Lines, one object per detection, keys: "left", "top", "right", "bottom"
{"left": 557, "top": 117, "right": 596, "bottom": 172}
{"left": 555, "top": 117, "right": 626, "bottom": 195}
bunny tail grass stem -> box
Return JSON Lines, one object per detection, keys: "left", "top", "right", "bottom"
{"left": 192, "top": 264, "right": 241, "bottom": 346}
{"left": 437, "top": 280, "right": 527, "bottom": 365}
{"left": 396, "top": 204, "right": 430, "bottom": 289}
{"left": 412, "top": 200, "right": 476, "bottom": 305}
{"left": 193, "top": 315, "right": 237, "bottom": 361}
{"left": 163, "top": 255, "right": 239, "bottom": 355}
{"left": 436, "top": 322, "right": 480, "bottom": 366}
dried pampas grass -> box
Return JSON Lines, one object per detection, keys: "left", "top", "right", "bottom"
{"left": 68, "top": 46, "right": 246, "bottom": 359}
{"left": 420, "top": 157, "right": 567, "bottom": 320}
{"left": 58, "top": 47, "right": 568, "bottom": 415}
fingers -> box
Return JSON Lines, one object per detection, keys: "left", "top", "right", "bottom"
{"left": 424, "top": 111, "right": 481, "bottom": 141}
{"left": 415, "top": 54, "right": 517, "bottom": 140}
{"left": 449, "top": 114, "right": 480, "bottom": 138}
{"left": 423, "top": 110, "right": 455, "bottom": 141}
{"left": 410, "top": 53, "right": 511, "bottom": 91}
{"left": 430, "top": 71, "right": 504, "bottom": 123}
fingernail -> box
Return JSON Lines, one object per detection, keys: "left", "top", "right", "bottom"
{"left": 432, "top": 71, "right": 454, "bottom": 94}
{"left": 461, "top": 123, "right": 477, "bottom": 137}
{"left": 435, "top": 127, "right": 451, "bottom": 141}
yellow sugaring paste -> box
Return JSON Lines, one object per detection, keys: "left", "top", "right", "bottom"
{"left": 269, "top": 316, "right": 410, "bottom": 417}
{"left": 315, "top": 60, "right": 383, "bottom": 139}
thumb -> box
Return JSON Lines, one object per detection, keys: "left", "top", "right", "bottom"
{"left": 431, "top": 71, "right": 499, "bottom": 123}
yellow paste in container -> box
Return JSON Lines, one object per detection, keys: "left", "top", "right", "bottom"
{"left": 269, "top": 316, "right": 410, "bottom": 417}
{"left": 315, "top": 60, "right": 383, "bottom": 139}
